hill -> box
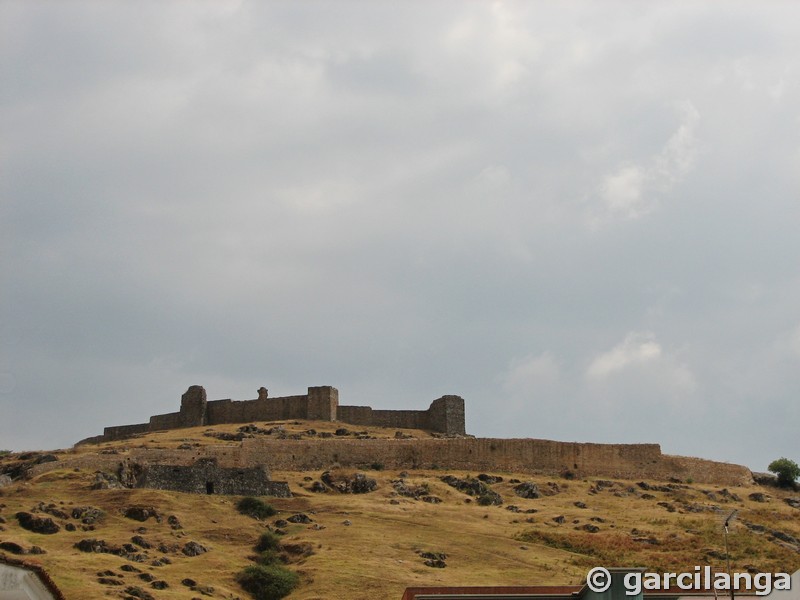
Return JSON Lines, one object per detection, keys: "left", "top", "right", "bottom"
{"left": 1, "top": 420, "right": 799, "bottom": 599}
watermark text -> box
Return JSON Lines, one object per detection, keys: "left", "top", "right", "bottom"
{"left": 586, "top": 566, "right": 792, "bottom": 596}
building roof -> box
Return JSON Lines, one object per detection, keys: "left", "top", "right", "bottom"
{"left": 402, "top": 585, "right": 583, "bottom": 600}
{"left": 0, "top": 553, "right": 66, "bottom": 600}
{"left": 400, "top": 568, "right": 789, "bottom": 600}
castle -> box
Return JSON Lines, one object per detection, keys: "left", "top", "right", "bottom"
{"left": 79, "top": 385, "right": 466, "bottom": 444}
{"left": 66, "top": 384, "right": 754, "bottom": 487}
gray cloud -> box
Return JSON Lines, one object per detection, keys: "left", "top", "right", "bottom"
{"left": 2, "top": 1, "right": 799, "bottom": 471}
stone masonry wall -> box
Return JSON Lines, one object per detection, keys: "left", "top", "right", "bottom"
{"left": 236, "top": 438, "right": 753, "bottom": 485}
{"left": 103, "top": 423, "right": 151, "bottom": 441}
{"left": 337, "top": 396, "right": 465, "bottom": 433}
{"left": 206, "top": 396, "right": 309, "bottom": 424}
{"left": 370, "top": 409, "right": 429, "bottom": 429}
{"left": 149, "top": 411, "right": 184, "bottom": 431}
{"left": 336, "top": 405, "right": 373, "bottom": 426}
{"left": 137, "top": 459, "right": 290, "bottom": 497}
{"left": 38, "top": 437, "right": 753, "bottom": 486}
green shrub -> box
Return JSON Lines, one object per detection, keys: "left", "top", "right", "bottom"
{"left": 370, "top": 461, "right": 384, "bottom": 471}
{"left": 768, "top": 457, "right": 800, "bottom": 488}
{"left": 0, "top": 450, "right": 11, "bottom": 457}
{"left": 236, "top": 564, "right": 299, "bottom": 600}
{"left": 237, "top": 497, "right": 277, "bottom": 520}
{"left": 256, "top": 549, "right": 282, "bottom": 566}
{"left": 255, "top": 531, "right": 281, "bottom": 552}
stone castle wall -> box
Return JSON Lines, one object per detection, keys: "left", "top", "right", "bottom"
{"left": 44, "top": 437, "right": 753, "bottom": 487}
{"left": 84, "top": 385, "right": 466, "bottom": 444}
{"left": 238, "top": 438, "right": 670, "bottom": 480}
{"left": 136, "top": 459, "right": 291, "bottom": 497}
{"left": 336, "top": 396, "right": 466, "bottom": 435}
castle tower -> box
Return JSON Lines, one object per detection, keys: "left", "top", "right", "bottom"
{"left": 180, "top": 385, "right": 208, "bottom": 427}
{"left": 307, "top": 386, "right": 338, "bottom": 421}
{"left": 427, "top": 395, "right": 466, "bottom": 435}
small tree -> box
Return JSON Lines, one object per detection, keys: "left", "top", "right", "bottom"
{"left": 767, "top": 457, "right": 800, "bottom": 488}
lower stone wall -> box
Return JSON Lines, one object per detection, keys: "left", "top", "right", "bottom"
{"left": 657, "top": 454, "right": 755, "bottom": 486}
{"left": 137, "top": 462, "right": 290, "bottom": 497}
{"left": 235, "top": 438, "right": 752, "bottom": 486}
{"left": 45, "top": 437, "right": 753, "bottom": 487}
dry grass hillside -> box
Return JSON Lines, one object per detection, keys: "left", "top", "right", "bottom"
{"left": 1, "top": 420, "right": 799, "bottom": 600}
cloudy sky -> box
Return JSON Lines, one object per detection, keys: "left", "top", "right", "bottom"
{"left": 1, "top": 1, "right": 798, "bottom": 471}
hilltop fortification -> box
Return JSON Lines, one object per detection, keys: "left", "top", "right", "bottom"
{"left": 69, "top": 384, "right": 754, "bottom": 487}
{"left": 79, "top": 385, "right": 466, "bottom": 444}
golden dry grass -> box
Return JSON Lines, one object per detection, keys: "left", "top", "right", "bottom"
{"left": 1, "top": 424, "right": 799, "bottom": 600}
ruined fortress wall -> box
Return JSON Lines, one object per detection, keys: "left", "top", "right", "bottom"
{"left": 656, "top": 455, "right": 754, "bottom": 486}
{"left": 103, "top": 422, "right": 150, "bottom": 441}
{"left": 337, "top": 406, "right": 429, "bottom": 430}
{"left": 338, "top": 396, "right": 465, "bottom": 433}
{"left": 137, "top": 463, "right": 290, "bottom": 497}
{"left": 237, "top": 438, "right": 752, "bottom": 485}
{"left": 240, "top": 438, "right": 663, "bottom": 477}
{"left": 33, "top": 438, "right": 752, "bottom": 486}
{"left": 371, "top": 409, "right": 429, "bottom": 430}
{"left": 336, "top": 405, "right": 373, "bottom": 426}
{"left": 28, "top": 445, "right": 247, "bottom": 478}
{"left": 149, "top": 411, "right": 184, "bottom": 431}
{"left": 206, "top": 395, "right": 309, "bottom": 424}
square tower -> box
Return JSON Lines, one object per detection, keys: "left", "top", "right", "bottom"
{"left": 307, "top": 386, "right": 338, "bottom": 421}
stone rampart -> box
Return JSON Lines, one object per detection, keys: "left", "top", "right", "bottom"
{"left": 233, "top": 438, "right": 751, "bottom": 485}
{"left": 36, "top": 437, "right": 753, "bottom": 486}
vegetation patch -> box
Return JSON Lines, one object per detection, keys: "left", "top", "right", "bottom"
{"left": 255, "top": 531, "right": 282, "bottom": 553}
{"left": 237, "top": 497, "right": 277, "bottom": 519}
{"left": 768, "top": 458, "right": 800, "bottom": 488}
{"left": 236, "top": 564, "right": 299, "bottom": 600}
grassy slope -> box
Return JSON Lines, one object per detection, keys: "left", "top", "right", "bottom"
{"left": 0, "top": 421, "right": 798, "bottom": 600}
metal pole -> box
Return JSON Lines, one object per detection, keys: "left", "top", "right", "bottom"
{"left": 724, "top": 510, "right": 737, "bottom": 600}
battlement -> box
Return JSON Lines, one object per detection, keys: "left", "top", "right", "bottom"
{"left": 84, "top": 385, "right": 466, "bottom": 444}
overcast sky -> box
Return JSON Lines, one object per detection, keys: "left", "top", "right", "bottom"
{"left": 1, "top": 1, "right": 798, "bottom": 471}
